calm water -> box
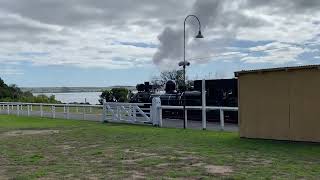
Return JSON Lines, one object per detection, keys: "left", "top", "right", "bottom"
{"left": 33, "top": 92, "right": 102, "bottom": 105}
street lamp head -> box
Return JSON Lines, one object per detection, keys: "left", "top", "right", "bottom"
{"left": 195, "top": 30, "right": 204, "bottom": 38}
{"left": 178, "top": 61, "right": 190, "bottom": 67}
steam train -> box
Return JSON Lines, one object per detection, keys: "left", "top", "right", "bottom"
{"left": 130, "top": 79, "right": 238, "bottom": 123}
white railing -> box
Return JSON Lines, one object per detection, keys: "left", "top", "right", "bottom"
{"left": 158, "top": 105, "right": 238, "bottom": 130}
{"left": 0, "top": 102, "right": 103, "bottom": 121}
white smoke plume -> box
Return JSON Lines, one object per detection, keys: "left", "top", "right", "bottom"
{"left": 152, "top": 0, "right": 273, "bottom": 68}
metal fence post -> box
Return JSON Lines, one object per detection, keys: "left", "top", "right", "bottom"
{"left": 220, "top": 109, "right": 224, "bottom": 131}
{"left": 7, "top": 105, "right": 10, "bottom": 115}
{"left": 202, "top": 79, "right": 206, "bottom": 130}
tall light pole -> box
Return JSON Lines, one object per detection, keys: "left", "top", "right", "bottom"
{"left": 179, "top": 15, "right": 204, "bottom": 129}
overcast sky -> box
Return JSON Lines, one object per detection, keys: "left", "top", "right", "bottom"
{"left": 0, "top": 0, "right": 320, "bottom": 87}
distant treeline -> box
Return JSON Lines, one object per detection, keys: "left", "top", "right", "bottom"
{"left": 0, "top": 78, "right": 60, "bottom": 103}
{"left": 21, "top": 86, "right": 135, "bottom": 93}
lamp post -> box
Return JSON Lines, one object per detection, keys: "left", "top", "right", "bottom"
{"left": 179, "top": 15, "right": 204, "bottom": 129}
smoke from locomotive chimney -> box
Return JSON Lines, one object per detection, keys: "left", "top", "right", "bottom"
{"left": 152, "top": 0, "right": 223, "bottom": 67}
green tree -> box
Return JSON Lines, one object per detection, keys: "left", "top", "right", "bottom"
{"left": 154, "top": 70, "right": 192, "bottom": 91}
{"left": 0, "top": 78, "right": 6, "bottom": 87}
{"left": 111, "top": 88, "right": 129, "bottom": 102}
{"left": 99, "top": 88, "right": 129, "bottom": 104}
{"left": 99, "top": 89, "right": 114, "bottom": 104}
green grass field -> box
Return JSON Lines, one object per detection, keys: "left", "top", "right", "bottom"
{"left": 0, "top": 115, "right": 319, "bottom": 179}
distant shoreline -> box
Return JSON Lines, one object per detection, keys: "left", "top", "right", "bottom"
{"left": 21, "top": 86, "right": 135, "bottom": 93}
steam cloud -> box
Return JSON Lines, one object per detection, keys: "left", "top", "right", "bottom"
{"left": 152, "top": 0, "right": 228, "bottom": 68}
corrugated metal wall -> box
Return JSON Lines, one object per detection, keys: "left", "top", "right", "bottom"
{"left": 238, "top": 69, "right": 320, "bottom": 142}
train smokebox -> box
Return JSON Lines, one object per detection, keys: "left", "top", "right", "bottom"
{"left": 136, "top": 84, "right": 145, "bottom": 92}
{"left": 165, "top": 80, "right": 176, "bottom": 94}
{"left": 144, "top": 82, "right": 151, "bottom": 92}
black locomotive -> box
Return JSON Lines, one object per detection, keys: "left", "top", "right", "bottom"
{"left": 130, "top": 79, "right": 238, "bottom": 123}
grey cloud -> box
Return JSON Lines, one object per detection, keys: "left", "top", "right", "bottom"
{"left": 44, "top": 39, "right": 67, "bottom": 45}
{"left": 244, "top": 0, "right": 320, "bottom": 14}
{"left": 0, "top": 0, "right": 192, "bottom": 52}
{"left": 0, "top": 0, "right": 191, "bottom": 27}
{"left": 192, "top": 0, "right": 222, "bottom": 29}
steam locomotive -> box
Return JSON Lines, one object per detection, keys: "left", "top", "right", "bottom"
{"left": 130, "top": 79, "right": 238, "bottom": 123}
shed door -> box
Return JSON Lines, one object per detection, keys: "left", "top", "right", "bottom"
{"left": 239, "top": 72, "right": 290, "bottom": 140}
{"left": 289, "top": 70, "right": 320, "bottom": 142}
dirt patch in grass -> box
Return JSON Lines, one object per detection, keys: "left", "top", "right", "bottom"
{"left": 0, "top": 168, "right": 8, "bottom": 179}
{"left": 155, "top": 163, "right": 171, "bottom": 167}
{"left": 174, "top": 150, "right": 196, "bottom": 155}
{"left": 0, "top": 156, "right": 10, "bottom": 179}
{"left": 204, "top": 165, "right": 233, "bottom": 175}
{"left": 121, "top": 158, "right": 144, "bottom": 164}
{"left": 124, "top": 149, "right": 158, "bottom": 157}
{"left": 239, "top": 157, "right": 273, "bottom": 166}
{"left": 178, "top": 155, "right": 201, "bottom": 161}
{"left": 1, "top": 130, "right": 59, "bottom": 137}
{"left": 121, "top": 149, "right": 234, "bottom": 177}
{"left": 125, "top": 170, "right": 146, "bottom": 180}
{"left": 56, "top": 144, "right": 74, "bottom": 150}
{"left": 247, "top": 157, "right": 273, "bottom": 165}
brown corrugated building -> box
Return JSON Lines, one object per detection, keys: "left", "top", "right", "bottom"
{"left": 235, "top": 65, "right": 320, "bottom": 142}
